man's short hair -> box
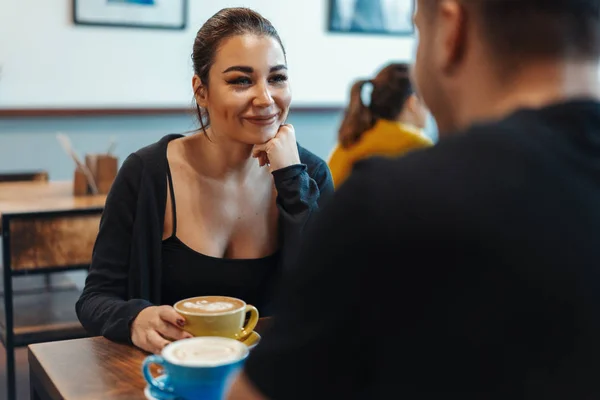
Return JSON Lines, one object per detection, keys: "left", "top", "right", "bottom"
{"left": 473, "top": 0, "right": 600, "bottom": 61}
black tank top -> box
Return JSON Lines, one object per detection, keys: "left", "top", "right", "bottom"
{"left": 161, "top": 162, "right": 279, "bottom": 313}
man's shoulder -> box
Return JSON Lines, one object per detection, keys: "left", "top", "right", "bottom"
{"left": 360, "top": 117, "right": 530, "bottom": 178}
{"left": 342, "top": 119, "right": 530, "bottom": 213}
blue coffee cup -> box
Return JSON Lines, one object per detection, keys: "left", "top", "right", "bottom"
{"left": 142, "top": 336, "right": 249, "bottom": 400}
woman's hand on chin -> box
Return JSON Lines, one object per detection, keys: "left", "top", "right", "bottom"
{"left": 251, "top": 124, "right": 301, "bottom": 172}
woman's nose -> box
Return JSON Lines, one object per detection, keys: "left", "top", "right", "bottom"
{"left": 252, "top": 83, "right": 275, "bottom": 107}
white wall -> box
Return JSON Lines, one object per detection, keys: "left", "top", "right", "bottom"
{"left": 0, "top": 0, "right": 415, "bottom": 108}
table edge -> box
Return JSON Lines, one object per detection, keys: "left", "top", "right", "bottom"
{"left": 28, "top": 345, "right": 65, "bottom": 400}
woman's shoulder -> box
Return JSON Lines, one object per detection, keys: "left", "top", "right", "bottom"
{"left": 116, "top": 134, "right": 184, "bottom": 186}
{"left": 134, "top": 134, "right": 184, "bottom": 163}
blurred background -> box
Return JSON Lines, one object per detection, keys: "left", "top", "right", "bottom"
{"left": 0, "top": 1, "right": 439, "bottom": 398}
{"left": 0, "top": 0, "right": 437, "bottom": 180}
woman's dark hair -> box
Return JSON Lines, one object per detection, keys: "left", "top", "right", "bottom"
{"left": 192, "top": 8, "right": 286, "bottom": 133}
{"left": 337, "top": 63, "right": 414, "bottom": 148}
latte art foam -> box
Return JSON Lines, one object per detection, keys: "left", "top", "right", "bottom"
{"left": 175, "top": 296, "right": 245, "bottom": 315}
{"left": 164, "top": 337, "right": 248, "bottom": 367}
{"left": 183, "top": 300, "right": 235, "bottom": 312}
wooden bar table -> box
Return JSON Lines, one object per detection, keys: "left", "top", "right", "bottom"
{"left": 28, "top": 318, "right": 272, "bottom": 400}
{"left": 0, "top": 180, "right": 107, "bottom": 400}
{"left": 0, "top": 180, "right": 105, "bottom": 205}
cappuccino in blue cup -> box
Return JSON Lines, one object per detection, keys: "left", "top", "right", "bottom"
{"left": 142, "top": 336, "right": 249, "bottom": 399}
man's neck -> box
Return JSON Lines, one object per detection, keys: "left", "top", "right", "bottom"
{"left": 457, "top": 61, "right": 600, "bottom": 130}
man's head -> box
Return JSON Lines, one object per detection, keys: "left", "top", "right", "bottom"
{"left": 412, "top": 0, "right": 600, "bottom": 135}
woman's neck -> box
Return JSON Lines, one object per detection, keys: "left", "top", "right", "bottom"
{"left": 384, "top": 117, "right": 423, "bottom": 134}
{"left": 396, "top": 110, "right": 424, "bottom": 130}
{"left": 182, "top": 129, "right": 260, "bottom": 180}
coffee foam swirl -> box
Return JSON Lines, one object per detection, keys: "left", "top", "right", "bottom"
{"left": 182, "top": 300, "right": 235, "bottom": 312}
{"left": 164, "top": 337, "right": 248, "bottom": 367}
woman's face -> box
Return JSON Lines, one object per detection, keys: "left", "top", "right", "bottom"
{"left": 194, "top": 34, "right": 291, "bottom": 145}
{"left": 411, "top": 94, "right": 429, "bottom": 129}
{"left": 404, "top": 93, "right": 429, "bottom": 129}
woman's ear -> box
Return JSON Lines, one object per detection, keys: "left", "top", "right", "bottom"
{"left": 192, "top": 75, "right": 208, "bottom": 108}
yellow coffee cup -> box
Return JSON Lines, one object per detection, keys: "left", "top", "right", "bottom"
{"left": 174, "top": 296, "right": 259, "bottom": 341}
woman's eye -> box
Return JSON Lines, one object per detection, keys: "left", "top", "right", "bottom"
{"left": 270, "top": 74, "right": 288, "bottom": 83}
{"left": 228, "top": 77, "right": 252, "bottom": 86}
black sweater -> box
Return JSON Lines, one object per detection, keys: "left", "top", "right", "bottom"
{"left": 76, "top": 134, "right": 333, "bottom": 344}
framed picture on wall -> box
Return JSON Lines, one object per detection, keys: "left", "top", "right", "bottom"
{"left": 73, "top": 0, "right": 187, "bottom": 30}
{"left": 328, "top": 0, "right": 414, "bottom": 36}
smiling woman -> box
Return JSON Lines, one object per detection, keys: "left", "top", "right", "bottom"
{"left": 75, "top": 7, "right": 334, "bottom": 355}
{"left": 192, "top": 33, "right": 291, "bottom": 147}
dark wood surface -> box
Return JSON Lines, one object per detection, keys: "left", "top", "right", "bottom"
{"left": 8, "top": 213, "right": 100, "bottom": 270}
{"left": 29, "top": 336, "right": 147, "bottom": 400}
{"left": 8, "top": 214, "right": 101, "bottom": 271}
{"left": 28, "top": 318, "right": 272, "bottom": 400}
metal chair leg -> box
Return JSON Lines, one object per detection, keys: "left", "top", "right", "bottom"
{"left": 6, "top": 342, "right": 16, "bottom": 400}
{"left": 3, "top": 224, "right": 16, "bottom": 400}
{"left": 3, "top": 288, "right": 16, "bottom": 400}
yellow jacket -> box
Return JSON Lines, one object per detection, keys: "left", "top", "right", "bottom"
{"left": 328, "top": 119, "right": 433, "bottom": 188}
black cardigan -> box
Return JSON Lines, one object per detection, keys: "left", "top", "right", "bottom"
{"left": 76, "top": 134, "right": 333, "bottom": 344}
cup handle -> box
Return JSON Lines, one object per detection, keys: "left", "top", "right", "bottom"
{"left": 239, "top": 305, "right": 259, "bottom": 340}
{"left": 142, "top": 355, "right": 174, "bottom": 394}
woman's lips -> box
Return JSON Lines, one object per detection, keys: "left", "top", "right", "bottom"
{"left": 244, "top": 114, "right": 278, "bottom": 126}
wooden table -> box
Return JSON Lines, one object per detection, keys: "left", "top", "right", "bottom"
{"left": 0, "top": 180, "right": 106, "bottom": 275}
{"left": 28, "top": 318, "right": 272, "bottom": 400}
{"left": 0, "top": 179, "right": 107, "bottom": 281}
{"left": 29, "top": 336, "right": 148, "bottom": 400}
{"left": 0, "top": 181, "right": 107, "bottom": 400}
{"left": 0, "top": 180, "right": 106, "bottom": 226}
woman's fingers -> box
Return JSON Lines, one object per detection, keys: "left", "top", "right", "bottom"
{"left": 156, "top": 320, "right": 193, "bottom": 342}
{"left": 155, "top": 305, "right": 193, "bottom": 342}
{"left": 252, "top": 150, "right": 269, "bottom": 167}
{"left": 146, "top": 330, "right": 171, "bottom": 354}
{"left": 157, "top": 305, "right": 185, "bottom": 328}
{"left": 252, "top": 144, "right": 267, "bottom": 158}
{"left": 260, "top": 153, "right": 269, "bottom": 167}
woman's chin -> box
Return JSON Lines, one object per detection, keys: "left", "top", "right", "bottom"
{"left": 247, "top": 128, "right": 278, "bottom": 144}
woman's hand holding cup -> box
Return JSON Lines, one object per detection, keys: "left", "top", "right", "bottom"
{"left": 131, "top": 305, "right": 194, "bottom": 354}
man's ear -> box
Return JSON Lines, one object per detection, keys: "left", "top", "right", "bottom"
{"left": 192, "top": 75, "right": 208, "bottom": 108}
{"left": 437, "top": 0, "right": 468, "bottom": 74}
